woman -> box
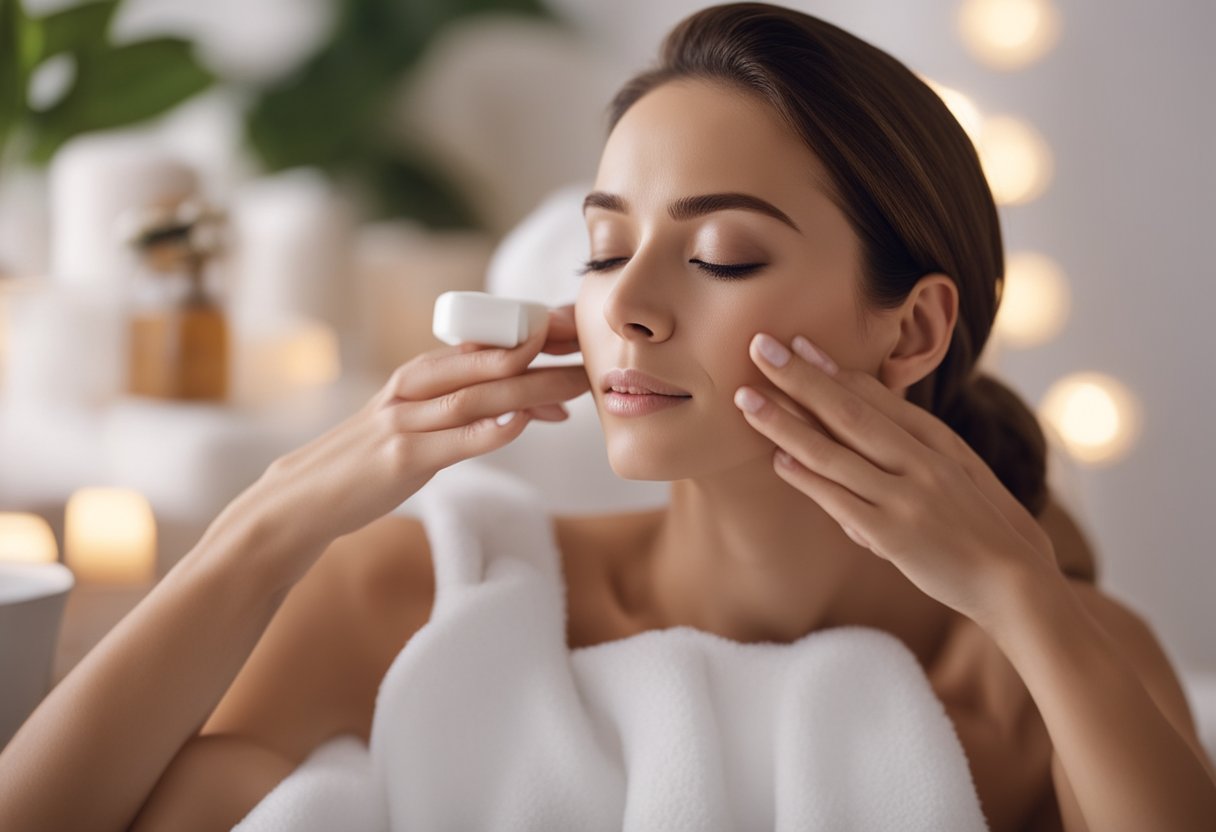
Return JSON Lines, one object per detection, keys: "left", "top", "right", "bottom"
{"left": 2, "top": 3, "right": 1213, "bottom": 830}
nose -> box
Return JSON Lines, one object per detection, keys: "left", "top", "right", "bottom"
{"left": 600, "top": 255, "right": 675, "bottom": 344}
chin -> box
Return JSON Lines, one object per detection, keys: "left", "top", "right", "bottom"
{"left": 601, "top": 424, "right": 762, "bottom": 481}
{"left": 602, "top": 435, "right": 685, "bottom": 481}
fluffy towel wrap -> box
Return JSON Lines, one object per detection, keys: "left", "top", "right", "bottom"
{"left": 234, "top": 463, "right": 990, "bottom": 831}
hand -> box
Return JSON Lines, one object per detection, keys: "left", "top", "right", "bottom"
{"left": 734, "top": 330, "right": 1060, "bottom": 626}
{"left": 233, "top": 303, "right": 587, "bottom": 582}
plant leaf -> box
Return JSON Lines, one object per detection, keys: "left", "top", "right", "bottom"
{"left": 0, "top": 0, "right": 28, "bottom": 156}
{"left": 28, "top": 37, "right": 213, "bottom": 163}
{"left": 32, "top": 0, "right": 119, "bottom": 66}
{"left": 363, "top": 149, "right": 480, "bottom": 229}
{"left": 245, "top": 0, "right": 555, "bottom": 228}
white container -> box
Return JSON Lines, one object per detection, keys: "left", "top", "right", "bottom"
{"left": 0, "top": 562, "right": 74, "bottom": 749}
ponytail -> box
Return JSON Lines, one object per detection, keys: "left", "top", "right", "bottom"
{"left": 940, "top": 372, "right": 1049, "bottom": 518}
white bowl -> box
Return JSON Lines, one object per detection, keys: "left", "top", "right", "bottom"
{"left": 0, "top": 562, "right": 74, "bottom": 749}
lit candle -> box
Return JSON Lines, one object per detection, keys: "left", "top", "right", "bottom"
{"left": 64, "top": 487, "right": 157, "bottom": 584}
{"left": 0, "top": 512, "right": 59, "bottom": 564}
{"left": 231, "top": 313, "right": 341, "bottom": 407}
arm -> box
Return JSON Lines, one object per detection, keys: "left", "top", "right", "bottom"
{"left": 727, "top": 339, "right": 1211, "bottom": 827}
{"left": 987, "top": 564, "right": 1216, "bottom": 832}
{"left": 0, "top": 496, "right": 307, "bottom": 832}
{"left": 1025, "top": 494, "right": 1215, "bottom": 828}
{"left": 0, "top": 309, "right": 576, "bottom": 832}
{"left": 130, "top": 512, "right": 435, "bottom": 831}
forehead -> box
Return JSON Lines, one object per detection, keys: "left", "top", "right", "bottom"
{"left": 594, "top": 79, "right": 832, "bottom": 211}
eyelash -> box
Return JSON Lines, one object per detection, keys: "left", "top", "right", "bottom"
{"left": 574, "top": 257, "right": 764, "bottom": 281}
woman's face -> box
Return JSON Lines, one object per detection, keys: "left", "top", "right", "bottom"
{"left": 577, "top": 78, "right": 883, "bottom": 480}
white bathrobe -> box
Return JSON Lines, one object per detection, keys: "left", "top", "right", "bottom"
{"left": 234, "top": 462, "right": 990, "bottom": 831}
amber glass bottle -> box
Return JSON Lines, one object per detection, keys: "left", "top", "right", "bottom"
{"left": 125, "top": 201, "right": 229, "bottom": 401}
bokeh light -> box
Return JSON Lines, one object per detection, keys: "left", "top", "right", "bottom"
{"left": 920, "top": 76, "right": 985, "bottom": 142}
{"left": 0, "top": 513, "right": 59, "bottom": 565}
{"left": 1039, "top": 372, "right": 1142, "bottom": 465}
{"left": 994, "top": 251, "right": 1071, "bottom": 347}
{"left": 957, "top": 0, "right": 1063, "bottom": 71}
{"left": 64, "top": 487, "right": 158, "bottom": 584}
{"left": 233, "top": 316, "right": 342, "bottom": 406}
{"left": 975, "top": 115, "right": 1053, "bottom": 205}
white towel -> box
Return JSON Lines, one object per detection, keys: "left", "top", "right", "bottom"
{"left": 234, "top": 462, "right": 990, "bottom": 831}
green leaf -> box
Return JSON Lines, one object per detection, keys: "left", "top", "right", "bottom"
{"left": 27, "top": 37, "right": 213, "bottom": 163}
{"left": 0, "top": 0, "right": 28, "bottom": 155}
{"left": 363, "top": 149, "right": 480, "bottom": 229}
{"left": 243, "top": 0, "right": 555, "bottom": 226}
{"left": 246, "top": 46, "right": 385, "bottom": 172}
{"left": 31, "top": 0, "right": 119, "bottom": 66}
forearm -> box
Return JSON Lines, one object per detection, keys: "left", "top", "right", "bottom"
{"left": 987, "top": 567, "right": 1216, "bottom": 831}
{"left": 0, "top": 496, "right": 307, "bottom": 832}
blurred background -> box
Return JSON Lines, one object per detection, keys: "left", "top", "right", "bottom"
{"left": 0, "top": 0, "right": 1213, "bottom": 754}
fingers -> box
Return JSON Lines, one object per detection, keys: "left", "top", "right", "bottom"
{"left": 735, "top": 384, "right": 896, "bottom": 505}
{"left": 772, "top": 452, "right": 886, "bottom": 551}
{"left": 405, "top": 392, "right": 573, "bottom": 478}
{"left": 835, "top": 370, "right": 1051, "bottom": 557}
{"left": 389, "top": 305, "right": 580, "bottom": 402}
{"left": 406, "top": 407, "right": 536, "bottom": 475}
{"left": 389, "top": 365, "right": 589, "bottom": 433}
{"left": 747, "top": 332, "right": 921, "bottom": 476}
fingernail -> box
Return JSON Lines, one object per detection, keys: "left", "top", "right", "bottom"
{"left": 791, "top": 335, "right": 838, "bottom": 374}
{"left": 754, "top": 333, "right": 790, "bottom": 367}
{"left": 495, "top": 411, "right": 518, "bottom": 426}
{"left": 734, "top": 386, "right": 765, "bottom": 413}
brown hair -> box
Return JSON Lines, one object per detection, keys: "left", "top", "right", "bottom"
{"left": 605, "top": 1, "right": 1051, "bottom": 520}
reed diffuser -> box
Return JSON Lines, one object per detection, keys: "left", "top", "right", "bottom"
{"left": 122, "top": 199, "right": 229, "bottom": 401}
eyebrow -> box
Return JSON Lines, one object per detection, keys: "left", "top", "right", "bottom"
{"left": 582, "top": 191, "right": 802, "bottom": 234}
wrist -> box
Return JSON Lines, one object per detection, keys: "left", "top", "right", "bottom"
{"left": 188, "top": 484, "right": 330, "bottom": 601}
{"left": 981, "top": 557, "right": 1080, "bottom": 653}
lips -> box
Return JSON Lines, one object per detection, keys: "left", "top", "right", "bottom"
{"left": 601, "top": 368, "right": 691, "bottom": 397}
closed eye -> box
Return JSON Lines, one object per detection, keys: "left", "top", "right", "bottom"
{"left": 574, "top": 258, "right": 764, "bottom": 281}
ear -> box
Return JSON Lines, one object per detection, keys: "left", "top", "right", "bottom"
{"left": 877, "top": 273, "right": 958, "bottom": 393}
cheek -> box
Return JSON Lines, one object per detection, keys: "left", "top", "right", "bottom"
{"left": 573, "top": 285, "right": 601, "bottom": 348}
{"left": 714, "top": 299, "right": 791, "bottom": 377}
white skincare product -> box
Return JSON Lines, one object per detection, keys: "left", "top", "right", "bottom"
{"left": 432, "top": 291, "right": 549, "bottom": 348}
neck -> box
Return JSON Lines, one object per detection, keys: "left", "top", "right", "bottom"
{"left": 632, "top": 456, "right": 882, "bottom": 645}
